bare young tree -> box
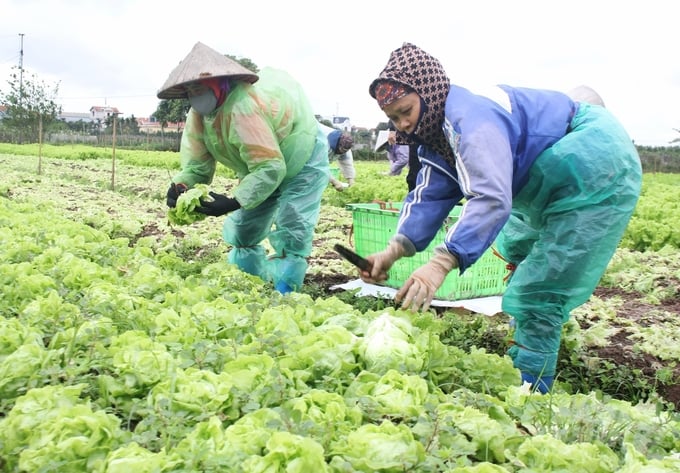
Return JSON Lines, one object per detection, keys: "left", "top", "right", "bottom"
{"left": 0, "top": 66, "right": 61, "bottom": 143}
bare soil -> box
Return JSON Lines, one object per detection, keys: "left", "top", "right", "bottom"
{"left": 588, "top": 286, "right": 680, "bottom": 409}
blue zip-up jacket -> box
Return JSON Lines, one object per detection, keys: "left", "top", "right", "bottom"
{"left": 397, "top": 84, "right": 577, "bottom": 272}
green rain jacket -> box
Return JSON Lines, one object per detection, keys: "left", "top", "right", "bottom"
{"left": 171, "top": 67, "right": 318, "bottom": 209}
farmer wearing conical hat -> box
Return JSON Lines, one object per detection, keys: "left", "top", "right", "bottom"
{"left": 159, "top": 42, "right": 330, "bottom": 294}
{"left": 567, "top": 84, "right": 606, "bottom": 107}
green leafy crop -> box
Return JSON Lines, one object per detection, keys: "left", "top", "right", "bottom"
{"left": 167, "top": 184, "right": 209, "bottom": 225}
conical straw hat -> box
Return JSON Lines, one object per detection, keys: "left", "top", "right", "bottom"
{"left": 567, "top": 85, "right": 605, "bottom": 107}
{"left": 157, "top": 42, "right": 259, "bottom": 99}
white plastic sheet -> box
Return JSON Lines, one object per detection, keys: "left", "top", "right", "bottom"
{"left": 330, "top": 279, "right": 503, "bottom": 316}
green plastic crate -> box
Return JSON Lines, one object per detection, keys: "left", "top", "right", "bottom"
{"left": 347, "top": 202, "right": 507, "bottom": 300}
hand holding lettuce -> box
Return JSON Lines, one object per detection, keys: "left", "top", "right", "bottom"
{"left": 167, "top": 184, "right": 210, "bottom": 225}
{"left": 168, "top": 184, "right": 241, "bottom": 224}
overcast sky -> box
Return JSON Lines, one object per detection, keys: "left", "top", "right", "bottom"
{"left": 1, "top": 0, "right": 677, "bottom": 146}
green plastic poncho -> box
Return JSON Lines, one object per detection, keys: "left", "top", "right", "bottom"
{"left": 171, "top": 67, "right": 330, "bottom": 290}
{"left": 496, "top": 103, "right": 642, "bottom": 378}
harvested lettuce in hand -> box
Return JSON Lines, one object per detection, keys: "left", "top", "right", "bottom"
{"left": 167, "top": 184, "right": 210, "bottom": 225}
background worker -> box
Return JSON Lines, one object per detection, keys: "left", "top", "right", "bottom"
{"left": 161, "top": 42, "right": 329, "bottom": 294}
{"left": 320, "top": 123, "right": 356, "bottom": 191}
{"left": 377, "top": 122, "right": 422, "bottom": 191}
{"left": 386, "top": 128, "right": 411, "bottom": 176}
{"left": 375, "top": 126, "right": 410, "bottom": 177}
{"left": 360, "top": 42, "right": 642, "bottom": 393}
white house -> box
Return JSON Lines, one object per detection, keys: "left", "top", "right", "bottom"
{"left": 59, "top": 112, "right": 93, "bottom": 124}
{"left": 331, "top": 116, "right": 351, "bottom": 132}
{"left": 90, "top": 105, "right": 121, "bottom": 122}
{"left": 317, "top": 115, "right": 352, "bottom": 132}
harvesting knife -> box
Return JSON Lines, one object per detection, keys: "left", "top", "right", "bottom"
{"left": 334, "top": 243, "right": 372, "bottom": 272}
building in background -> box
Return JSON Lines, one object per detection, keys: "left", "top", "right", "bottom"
{"left": 58, "top": 112, "right": 93, "bottom": 124}
{"left": 317, "top": 115, "right": 352, "bottom": 132}
{"left": 136, "top": 116, "right": 185, "bottom": 134}
{"left": 331, "top": 116, "right": 351, "bottom": 132}
{"left": 90, "top": 105, "right": 121, "bottom": 122}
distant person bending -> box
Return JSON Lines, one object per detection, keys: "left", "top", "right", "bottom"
{"left": 320, "top": 123, "right": 356, "bottom": 191}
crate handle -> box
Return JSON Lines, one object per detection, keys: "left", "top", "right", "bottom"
{"left": 372, "top": 199, "right": 388, "bottom": 210}
{"left": 372, "top": 199, "right": 400, "bottom": 212}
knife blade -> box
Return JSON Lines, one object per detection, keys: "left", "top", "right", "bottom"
{"left": 334, "top": 243, "right": 372, "bottom": 272}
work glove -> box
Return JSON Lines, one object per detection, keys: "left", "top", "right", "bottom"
{"left": 196, "top": 192, "right": 241, "bottom": 217}
{"left": 166, "top": 182, "right": 188, "bottom": 208}
{"left": 396, "top": 249, "right": 459, "bottom": 312}
{"left": 360, "top": 240, "right": 406, "bottom": 284}
{"left": 331, "top": 178, "right": 349, "bottom": 191}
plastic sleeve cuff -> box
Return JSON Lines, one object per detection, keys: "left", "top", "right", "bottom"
{"left": 434, "top": 245, "right": 459, "bottom": 266}
{"left": 432, "top": 247, "right": 459, "bottom": 272}
{"left": 391, "top": 234, "right": 416, "bottom": 257}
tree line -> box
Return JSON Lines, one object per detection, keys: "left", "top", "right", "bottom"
{"left": 2, "top": 64, "right": 680, "bottom": 170}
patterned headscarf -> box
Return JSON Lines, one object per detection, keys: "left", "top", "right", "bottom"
{"left": 369, "top": 43, "right": 454, "bottom": 165}
{"left": 373, "top": 81, "right": 412, "bottom": 108}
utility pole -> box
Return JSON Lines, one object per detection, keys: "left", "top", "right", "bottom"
{"left": 111, "top": 112, "right": 120, "bottom": 190}
{"left": 18, "top": 33, "right": 24, "bottom": 108}
{"left": 18, "top": 33, "right": 25, "bottom": 144}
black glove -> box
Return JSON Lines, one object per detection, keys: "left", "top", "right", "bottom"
{"left": 166, "top": 182, "right": 187, "bottom": 208}
{"left": 196, "top": 192, "right": 241, "bottom": 216}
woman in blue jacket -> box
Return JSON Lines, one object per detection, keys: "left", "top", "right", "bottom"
{"left": 361, "top": 42, "right": 641, "bottom": 393}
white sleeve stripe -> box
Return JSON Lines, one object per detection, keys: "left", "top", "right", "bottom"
{"left": 420, "top": 158, "right": 458, "bottom": 182}
{"left": 398, "top": 166, "right": 431, "bottom": 228}
{"left": 465, "top": 85, "right": 512, "bottom": 113}
{"left": 455, "top": 158, "right": 479, "bottom": 198}
{"left": 445, "top": 207, "right": 463, "bottom": 241}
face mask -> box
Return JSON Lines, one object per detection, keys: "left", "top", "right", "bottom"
{"left": 188, "top": 90, "right": 218, "bottom": 116}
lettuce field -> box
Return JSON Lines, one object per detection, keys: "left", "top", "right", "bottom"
{"left": 1, "top": 144, "right": 679, "bottom": 472}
